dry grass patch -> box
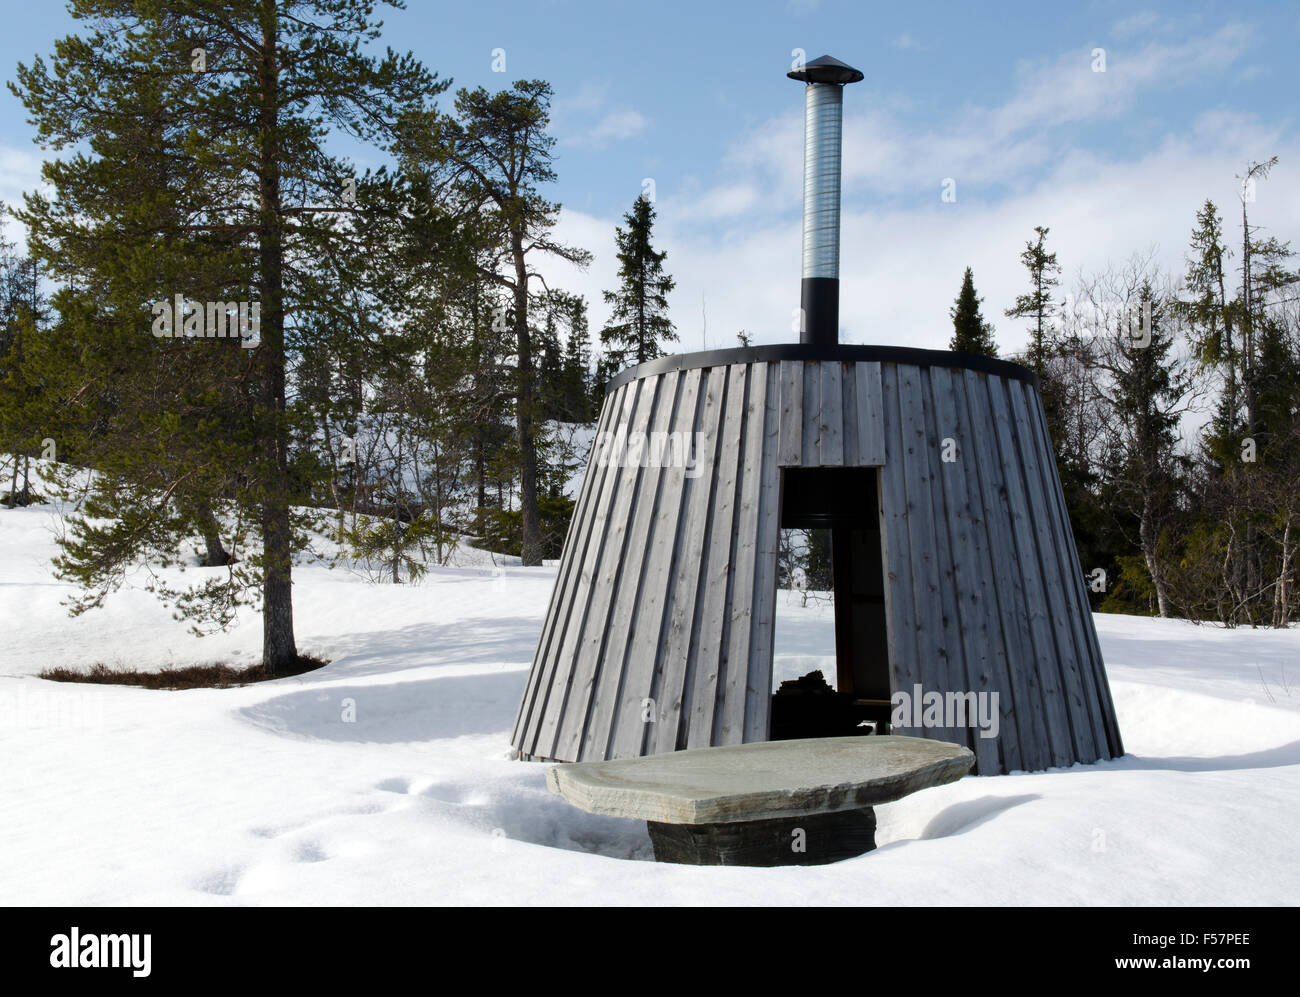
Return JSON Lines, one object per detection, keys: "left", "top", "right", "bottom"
{"left": 41, "top": 656, "right": 328, "bottom": 689}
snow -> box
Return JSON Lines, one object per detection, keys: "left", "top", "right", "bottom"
{"left": 2, "top": 485, "right": 1298, "bottom": 905}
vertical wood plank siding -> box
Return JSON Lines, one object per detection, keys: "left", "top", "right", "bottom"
{"left": 511, "top": 360, "right": 1121, "bottom": 773}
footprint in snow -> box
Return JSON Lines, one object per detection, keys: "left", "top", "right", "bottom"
{"left": 417, "top": 782, "right": 479, "bottom": 804}
{"left": 196, "top": 866, "right": 243, "bottom": 896}
{"left": 294, "top": 840, "right": 329, "bottom": 863}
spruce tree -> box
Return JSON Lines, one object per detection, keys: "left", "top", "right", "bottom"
{"left": 1094, "top": 283, "right": 1189, "bottom": 617}
{"left": 1005, "top": 225, "right": 1061, "bottom": 373}
{"left": 948, "top": 267, "right": 998, "bottom": 356}
{"left": 560, "top": 295, "right": 595, "bottom": 423}
{"left": 805, "top": 529, "right": 833, "bottom": 592}
{"left": 1006, "top": 226, "right": 1070, "bottom": 476}
{"left": 601, "top": 195, "right": 676, "bottom": 371}
{"left": 537, "top": 298, "right": 565, "bottom": 423}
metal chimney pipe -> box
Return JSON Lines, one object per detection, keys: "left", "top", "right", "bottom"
{"left": 788, "top": 55, "right": 864, "bottom": 346}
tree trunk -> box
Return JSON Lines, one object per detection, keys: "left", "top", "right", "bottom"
{"left": 1277, "top": 517, "right": 1293, "bottom": 628}
{"left": 1216, "top": 244, "right": 1236, "bottom": 429}
{"left": 257, "top": 3, "right": 297, "bottom": 672}
{"left": 512, "top": 231, "right": 543, "bottom": 565}
{"left": 434, "top": 451, "right": 445, "bottom": 563}
{"left": 472, "top": 293, "right": 487, "bottom": 536}
{"left": 196, "top": 501, "right": 230, "bottom": 566}
{"left": 638, "top": 278, "right": 646, "bottom": 364}
{"left": 475, "top": 437, "right": 486, "bottom": 528}
{"left": 1139, "top": 497, "right": 1170, "bottom": 618}
{"left": 1240, "top": 196, "right": 1262, "bottom": 625}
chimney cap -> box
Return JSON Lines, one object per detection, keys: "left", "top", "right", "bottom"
{"left": 787, "top": 54, "right": 864, "bottom": 85}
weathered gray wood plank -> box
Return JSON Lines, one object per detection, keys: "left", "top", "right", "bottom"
{"left": 1030, "top": 372, "right": 1122, "bottom": 756}
{"left": 953, "top": 370, "right": 1023, "bottom": 773}
{"left": 927, "top": 366, "right": 1001, "bottom": 773}
{"left": 647, "top": 366, "right": 727, "bottom": 755}
{"left": 577, "top": 370, "right": 683, "bottom": 761}
{"left": 840, "top": 363, "right": 861, "bottom": 467}
{"left": 608, "top": 369, "right": 704, "bottom": 759}
{"left": 512, "top": 382, "right": 623, "bottom": 752}
{"left": 778, "top": 361, "right": 802, "bottom": 466}
{"left": 687, "top": 365, "right": 748, "bottom": 748}
{"left": 962, "top": 370, "right": 1049, "bottom": 771}
{"left": 897, "top": 364, "right": 944, "bottom": 713}
{"left": 526, "top": 381, "right": 640, "bottom": 758}
{"left": 547, "top": 376, "right": 660, "bottom": 760}
{"left": 744, "top": 364, "right": 782, "bottom": 743}
{"left": 717, "top": 363, "right": 769, "bottom": 745}
{"left": 1016, "top": 379, "right": 1112, "bottom": 759}
{"left": 819, "top": 361, "right": 844, "bottom": 466}
{"left": 856, "top": 362, "right": 886, "bottom": 465}
{"left": 986, "top": 376, "right": 1075, "bottom": 767}
{"left": 906, "top": 367, "right": 970, "bottom": 753}
{"left": 1006, "top": 380, "right": 1093, "bottom": 762}
{"left": 1026, "top": 381, "right": 1121, "bottom": 755}
{"left": 801, "top": 361, "right": 822, "bottom": 466}
{"left": 877, "top": 363, "right": 922, "bottom": 735}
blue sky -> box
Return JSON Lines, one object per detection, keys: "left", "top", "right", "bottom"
{"left": 1, "top": 0, "right": 1296, "bottom": 357}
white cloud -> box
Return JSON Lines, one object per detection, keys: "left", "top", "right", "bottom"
{"left": 540, "top": 115, "right": 1298, "bottom": 375}
{"left": 702, "top": 24, "right": 1257, "bottom": 208}
{"left": 993, "top": 23, "right": 1251, "bottom": 136}
{"left": 551, "top": 82, "right": 648, "bottom": 149}
{"left": 1113, "top": 11, "right": 1160, "bottom": 39}
{"left": 550, "top": 82, "right": 606, "bottom": 119}
{"left": 670, "top": 183, "right": 763, "bottom": 222}
{"left": 581, "top": 110, "right": 648, "bottom": 148}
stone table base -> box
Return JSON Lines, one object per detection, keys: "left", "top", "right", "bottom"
{"left": 647, "top": 807, "right": 877, "bottom": 866}
{"left": 546, "top": 735, "right": 973, "bottom": 867}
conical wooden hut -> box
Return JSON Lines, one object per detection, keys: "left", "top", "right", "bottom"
{"left": 510, "top": 346, "right": 1124, "bottom": 774}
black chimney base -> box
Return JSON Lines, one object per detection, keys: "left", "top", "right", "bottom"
{"left": 800, "top": 277, "right": 839, "bottom": 345}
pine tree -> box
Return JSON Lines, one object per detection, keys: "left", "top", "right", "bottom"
{"left": 1005, "top": 225, "right": 1061, "bottom": 373}
{"left": 1179, "top": 200, "right": 1240, "bottom": 468}
{"left": 601, "top": 195, "right": 676, "bottom": 371}
{"left": 0, "top": 219, "right": 48, "bottom": 507}
{"left": 11, "top": 0, "right": 447, "bottom": 670}
{"left": 948, "top": 267, "right": 998, "bottom": 356}
{"left": 402, "top": 79, "right": 592, "bottom": 566}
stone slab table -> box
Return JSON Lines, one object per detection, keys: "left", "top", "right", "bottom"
{"left": 546, "top": 735, "right": 975, "bottom": 866}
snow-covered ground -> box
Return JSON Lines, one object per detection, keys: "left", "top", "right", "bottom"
{"left": 2, "top": 491, "right": 1298, "bottom": 905}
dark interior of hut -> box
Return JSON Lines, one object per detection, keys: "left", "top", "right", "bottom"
{"left": 772, "top": 466, "right": 893, "bottom": 741}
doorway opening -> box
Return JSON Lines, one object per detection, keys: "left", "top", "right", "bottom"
{"left": 771, "top": 466, "right": 892, "bottom": 741}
